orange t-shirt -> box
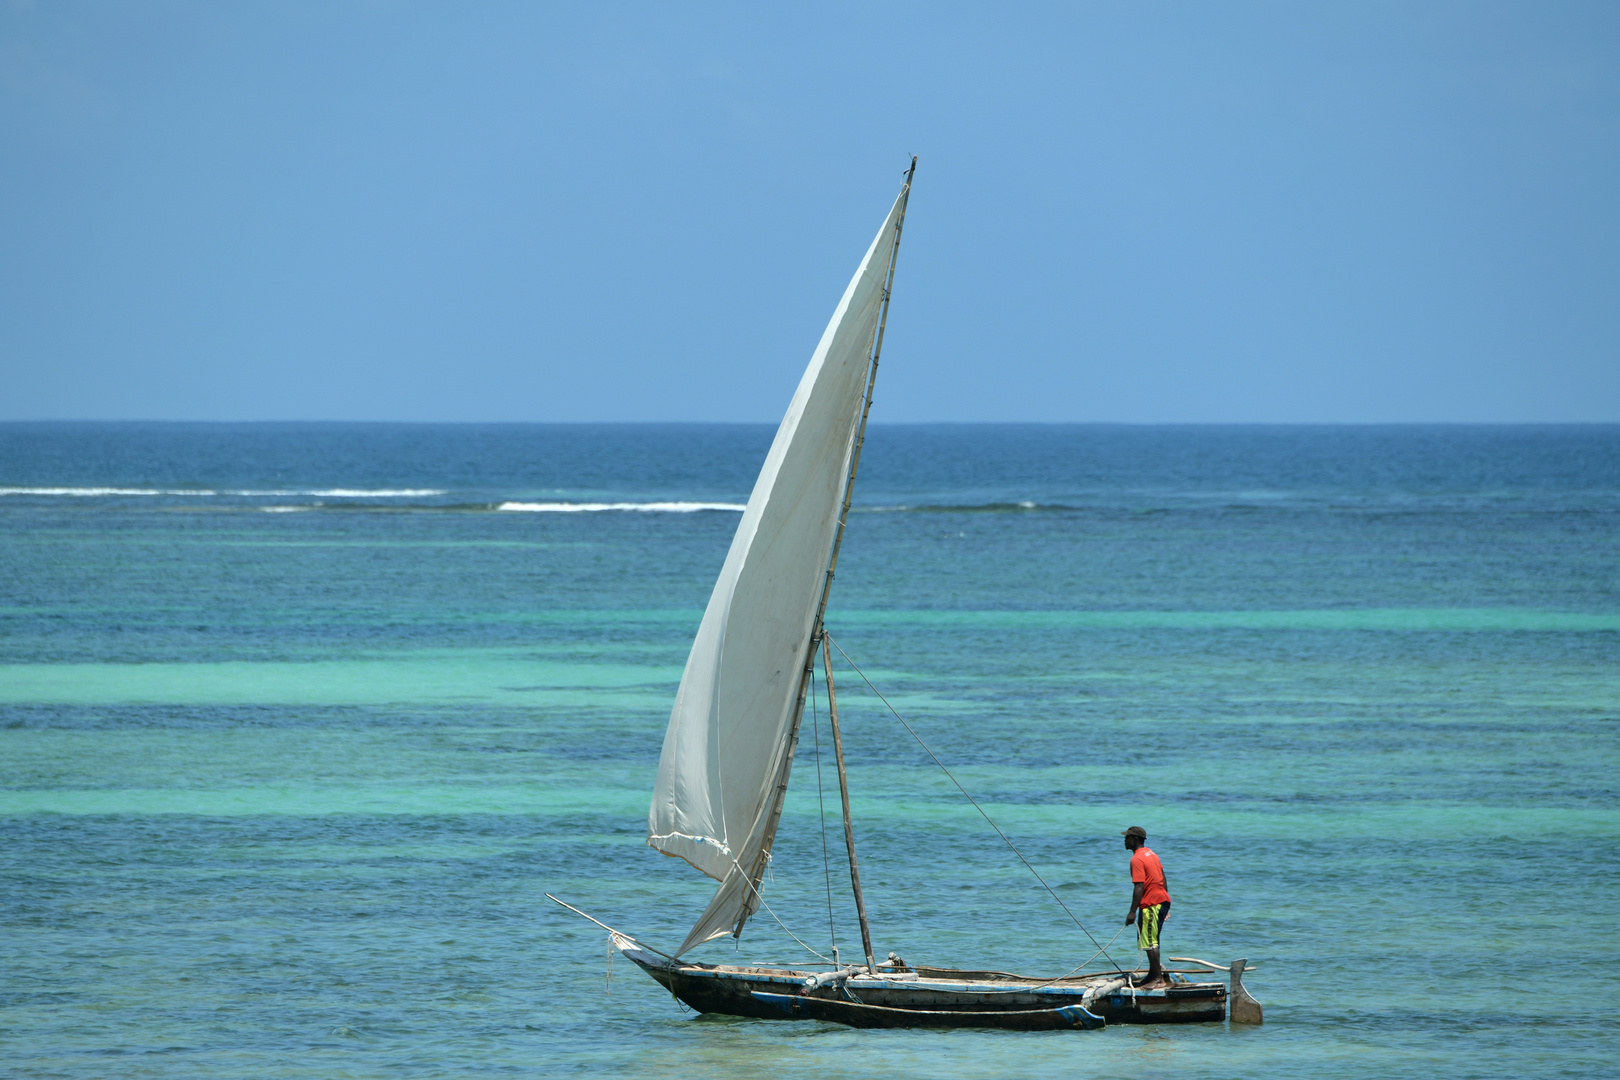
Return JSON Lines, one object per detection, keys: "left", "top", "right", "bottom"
{"left": 1130, "top": 846, "right": 1170, "bottom": 908}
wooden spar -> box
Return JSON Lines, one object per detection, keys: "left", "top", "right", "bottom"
{"left": 793, "top": 157, "right": 916, "bottom": 961}
{"left": 545, "top": 893, "right": 679, "bottom": 963}
{"left": 811, "top": 155, "right": 917, "bottom": 638}
{"left": 727, "top": 158, "right": 918, "bottom": 945}
{"left": 861, "top": 155, "right": 915, "bottom": 428}
{"left": 730, "top": 703, "right": 805, "bottom": 939}
{"left": 823, "top": 634, "right": 876, "bottom": 971}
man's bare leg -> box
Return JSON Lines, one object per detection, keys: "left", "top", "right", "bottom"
{"left": 1139, "top": 947, "right": 1170, "bottom": 989}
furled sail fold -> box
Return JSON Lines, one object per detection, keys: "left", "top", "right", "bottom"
{"left": 648, "top": 188, "right": 907, "bottom": 957}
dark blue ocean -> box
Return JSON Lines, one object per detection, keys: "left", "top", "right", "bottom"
{"left": 2, "top": 422, "right": 1617, "bottom": 1078}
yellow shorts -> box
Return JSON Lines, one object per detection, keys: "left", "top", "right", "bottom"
{"left": 1137, "top": 901, "right": 1169, "bottom": 951}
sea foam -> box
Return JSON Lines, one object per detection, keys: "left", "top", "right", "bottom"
{"left": 0, "top": 487, "right": 446, "bottom": 497}
{"left": 257, "top": 489, "right": 446, "bottom": 498}
{"left": 497, "top": 501, "right": 745, "bottom": 513}
{"left": 0, "top": 487, "right": 215, "bottom": 496}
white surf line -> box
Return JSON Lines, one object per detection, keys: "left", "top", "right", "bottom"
{"left": 234, "top": 489, "right": 447, "bottom": 497}
{"left": 497, "top": 501, "right": 745, "bottom": 513}
{"left": 0, "top": 487, "right": 218, "bottom": 496}
{"left": 0, "top": 487, "right": 447, "bottom": 497}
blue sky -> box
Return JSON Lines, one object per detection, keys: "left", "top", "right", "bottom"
{"left": 2, "top": 2, "right": 1617, "bottom": 422}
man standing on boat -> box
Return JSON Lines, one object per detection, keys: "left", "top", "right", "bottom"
{"left": 1123, "top": 825, "right": 1172, "bottom": 989}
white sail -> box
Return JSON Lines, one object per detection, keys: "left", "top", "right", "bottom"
{"left": 649, "top": 188, "right": 907, "bottom": 956}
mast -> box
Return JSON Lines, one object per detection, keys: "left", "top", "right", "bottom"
{"left": 823, "top": 634, "right": 875, "bottom": 970}
{"left": 729, "top": 158, "right": 917, "bottom": 947}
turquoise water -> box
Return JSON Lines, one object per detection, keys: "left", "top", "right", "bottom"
{"left": 2, "top": 422, "right": 1617, "bottom": 1077}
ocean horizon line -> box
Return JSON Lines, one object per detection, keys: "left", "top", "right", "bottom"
{"left": 4, "top": 418, "right": 1619, "bottom": 429}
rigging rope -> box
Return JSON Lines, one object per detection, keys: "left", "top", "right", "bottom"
{"left": 823, "top": 632, "right": 1124, "bottom": 972}
{"left": 729, "top": 855, "right": 836, "bottom": 965}
{"left": 810, "top": 662, "right": 839, "bottom": 955}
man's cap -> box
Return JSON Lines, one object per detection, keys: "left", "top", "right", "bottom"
{"left": 1121, "top": 825, "right": 1147, "bottom": 840}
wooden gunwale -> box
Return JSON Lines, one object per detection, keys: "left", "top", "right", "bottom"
{"left": 663, "top": 957, "right": 1226, "bottom": 987}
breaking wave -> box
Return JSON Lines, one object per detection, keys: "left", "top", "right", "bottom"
{"left": 497, "top": 501, "right": 746, "bottom": 513}
{"left": 257, "top": 489, "right": 447, "bottom": 498}
{"left": 1, "top": 487, "right": 207, "bottom": 496}
{"left": 865, "top": 500, "right": 1057, "bottom": 513}
{"left": 0, "top": 487, "right": 446, "bottom": 497}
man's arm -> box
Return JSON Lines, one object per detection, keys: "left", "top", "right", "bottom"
{"left": 1125, "top": 882, "right": 1144, "bottom": 924}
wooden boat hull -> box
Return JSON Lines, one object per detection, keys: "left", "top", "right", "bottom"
{"left": 749, "top": 991, "right": 1105, "bottom": 1029}
{"left": 617, "top": 941, "right": 1226, "bottom": 1026}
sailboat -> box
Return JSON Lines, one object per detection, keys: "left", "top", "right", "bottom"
{"left": 550, "top": 160, "right": 1262, "bottom": 1029}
